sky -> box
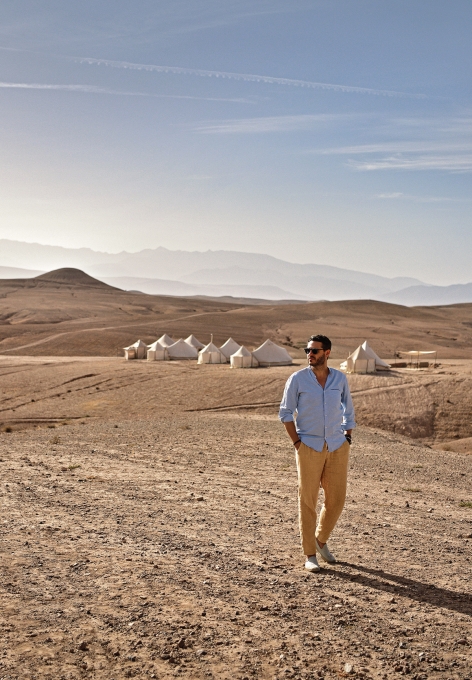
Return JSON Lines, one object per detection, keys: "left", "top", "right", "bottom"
{"left": 0, "top": 0, "right": 471, "bottom": 285}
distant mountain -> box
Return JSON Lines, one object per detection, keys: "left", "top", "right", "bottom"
{"left": 0, "top": 238, "right": 447, "bottom": 303}
{"left": 102, "top": 276, "right": 307, "bottom": 300}
{"left": 0, "top": 266, "right": 44, "bottom": 278}
{"left": 382, "top": 282, "right": 472, "bottom": 307}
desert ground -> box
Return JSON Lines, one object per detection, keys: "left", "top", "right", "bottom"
{"left": 1, "top": 271, "right": 471, "bottom": 679}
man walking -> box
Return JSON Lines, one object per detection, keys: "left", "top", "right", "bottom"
{"left": 279, "top": 335, "right": 355, "bottom": 572}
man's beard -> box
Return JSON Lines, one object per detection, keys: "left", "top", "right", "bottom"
{"left": 309, "top": 355, "right": 325, "bottom": 368}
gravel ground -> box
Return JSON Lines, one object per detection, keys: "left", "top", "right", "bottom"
{"left": 1, "top": 410, "right": 471, "bottom": 680}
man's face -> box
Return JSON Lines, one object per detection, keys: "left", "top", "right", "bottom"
{"left": 306, "top": 341, "right": 330, "bottom": 368}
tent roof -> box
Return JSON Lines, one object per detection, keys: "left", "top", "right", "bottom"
{"left": 219, "top": 337, "right": 241, "bottom": 358}
{"left": 200, "top": 342, "right": 224, "bottom": 354}
{"left": 167, "top": 339, "right": 198, "bottom": 357}
{"left": 252, "top": 339, "right": 292, "bottom": 363}
{"left": 398, "top": 350, "right": 437, "bottom": 355}
{"left": 124, "top": 339, "right": 147, "bottom": 350}
{"left": 157, "top": 334, "right": 175, "bottom": 347}
{"left": 185, "top": 334, "right": 205, "bottom": 349}
{"left": 232, "top": 345, "right": 252, "bottom": 357}
{"left": 361, "top": 341, "right": 390, "bottom": 368}
{"left": 147, "top": 340, "right": 167, "bottom": 351}
{"left": 349, "top": 345, "right": 371, "bottom": 361}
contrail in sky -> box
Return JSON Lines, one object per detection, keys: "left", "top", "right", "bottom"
{"left": 0, "top": 81, "right": 249, "bottom": 102}
{"left": 75, "top": 56, "right": 428, "bottom": 99}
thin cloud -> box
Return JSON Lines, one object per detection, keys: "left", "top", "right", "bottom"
{"left": 75, "top": 56, "right": 428, "bottom": 99}
{"left": 316, "top": 142, "right": 472, "bottom": 155}
{"left": 375, "top": 192, "right": 460, "bottom": 202}
{"left": 353, "top": 155, "right": 472, "bottom": 172}
{"left": 0, "top": 81, "right": 250, "bottom": 102}
{"left": 194, "top": 113, "right": 357, "bottom": 134}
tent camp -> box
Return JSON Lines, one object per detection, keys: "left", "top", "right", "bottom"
{"left": 124, "top": 339, "right": 147, "bottom": 360}
{"left": 167, "top": 338, "right": 198, "bottom": 360}
{"left": 230, "top": 345, "right": 259, "bottom": 369}
{"left": 341, "top": 345, "right": 376, "bottom": 374}
{"left": 219, "top": 337, "right": 241, "bottom": 360}
{"left": 197, "top": 342, "right": 227, "bottom": 364}
{"left": 147, "top": 340, "right": 169, "bottom": 361}
{"left": 156, "top": 334, "right": 175, "bottom": 347}
{"left": 252, "top": 339, "right": 292, "bottom": 366}
{"left": 362, "top": 341, "right": 390, "bottom": 370}
{"left": 185, "top": 334, "right": 205, "bottom": 350}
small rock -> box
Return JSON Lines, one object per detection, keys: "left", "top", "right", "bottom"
{"left": 196, "top": 496, "right": 204, "bottom": 501}
{"left": 78, "top": 641, "right": 88, "bottom": 652}
{"left": 405, "top": 501, "right": 410, "bottom": 508}
{"left": 344, "top": 663, "right": 353, "bottom": 674}
{"left": 427, "top": 508, "right": 433, "bottom": 513}
{"left": 196, "top": 649, "right": 206, "bottom": 656}
{"left": 457, "top": 638, "right": 468, "bottom": 645}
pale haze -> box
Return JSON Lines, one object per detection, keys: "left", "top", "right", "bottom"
{"left": 1, "top": 1, "right": 471, "bottom": 285}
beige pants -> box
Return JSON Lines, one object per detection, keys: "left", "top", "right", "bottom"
{"left": 295, "top": 440, "right": 350, "bottom": 556}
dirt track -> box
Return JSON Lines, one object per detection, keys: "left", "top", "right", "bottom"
{"left": 1, "top": 359, "right": 471, "bottom": 679}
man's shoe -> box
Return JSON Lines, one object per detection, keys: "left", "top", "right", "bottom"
{"left": 304, "top": 555, "right": 321, "bottom": 572}
{"left": 315, "top": 538, "right": 336, "bottom": 564}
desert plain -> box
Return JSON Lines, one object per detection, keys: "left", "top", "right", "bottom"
{"left": 0, "top": 270, "right": 471, "bottom": 680}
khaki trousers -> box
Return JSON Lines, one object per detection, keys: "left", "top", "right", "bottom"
{"left": 295, "top": 440, "right": 350, "bottom": 556}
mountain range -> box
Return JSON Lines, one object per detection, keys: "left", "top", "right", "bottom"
{"left": 1, "top": 239, "right": 470, "bottom": 306}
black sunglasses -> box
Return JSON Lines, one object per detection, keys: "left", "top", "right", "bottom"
{"left": 304, "top": 348, "right": 325, "bottom": 355}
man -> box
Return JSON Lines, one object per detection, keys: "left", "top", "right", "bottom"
{"left": 279, "top": 335, "right": 355, "bottom": 572}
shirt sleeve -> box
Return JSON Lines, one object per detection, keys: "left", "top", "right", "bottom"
{"left": 278, "top": 374, "right": 299, "bottom": 423}
{"left": 341, "top": 376, "right": 356, "bottom": 430}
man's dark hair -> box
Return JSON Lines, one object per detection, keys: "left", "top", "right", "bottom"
{"left": 308, "top": 334, "right": 331, "bottom": 350}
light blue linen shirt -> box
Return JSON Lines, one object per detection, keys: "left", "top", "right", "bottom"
{"left": 279, "top": 367, "right": 356, "bottom": 452}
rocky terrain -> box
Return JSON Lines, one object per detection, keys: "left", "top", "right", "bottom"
{"left": 0, "top": 356, "right": 471, "bottom": 679}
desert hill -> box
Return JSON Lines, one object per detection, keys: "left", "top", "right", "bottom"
{"left": 1, "top": 269, "right": 472, "bottom": 359}
{"left": 34, "top": 267, "right": 117, "bottom": 288}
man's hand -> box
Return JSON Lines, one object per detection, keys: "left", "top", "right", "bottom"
{"left": 283, "top": 421, "right": 301, "bottom": 450}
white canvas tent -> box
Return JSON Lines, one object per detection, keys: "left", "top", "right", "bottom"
{"left": 197, "top": 342, "right": 227, "bottom": 364}
{"left": 252, "top": 339, "right": 292, "bottom": 366}
{"left": 230, "top": 345, "right": 259, "bottom": 369}
{"left": 124, "top": 339, "right": 147, "bottom": 360}
{"left": 147, "top": 340, "right": 169, "bottom": 361}
{"left": 185, "top": 334, "right": 205, "bottom": 350}
{"left": 219, "top": 337, "right": 241, "bottom": 360}
{"left": 361, "top": 341, "right": 390, "bottom": 370}
{"left": 156, "top": 334, "right": 175, "bottom": 347}
{"left": 341, "top": 345, "right": 375, "bottom": 374}
{"left": 167, "top": 338, "right": 198, "bottom": 360}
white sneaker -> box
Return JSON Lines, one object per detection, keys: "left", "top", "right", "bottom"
{"left": 315, "top": 538, "right": 336, "bottom": 564}
{"left": 304, "top": 555, "right": 321, "bottom": 572}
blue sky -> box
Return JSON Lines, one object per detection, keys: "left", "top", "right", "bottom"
{"left": 0, "top": 0, "right": 471, "bottom": 284}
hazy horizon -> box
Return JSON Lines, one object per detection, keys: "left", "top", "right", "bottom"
{"left": 1, "top": 1, "right": 471, "bottom": 286}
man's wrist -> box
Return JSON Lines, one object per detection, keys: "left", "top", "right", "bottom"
{"left": 345, "top": 434, "right": 352, "bottom": 444}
